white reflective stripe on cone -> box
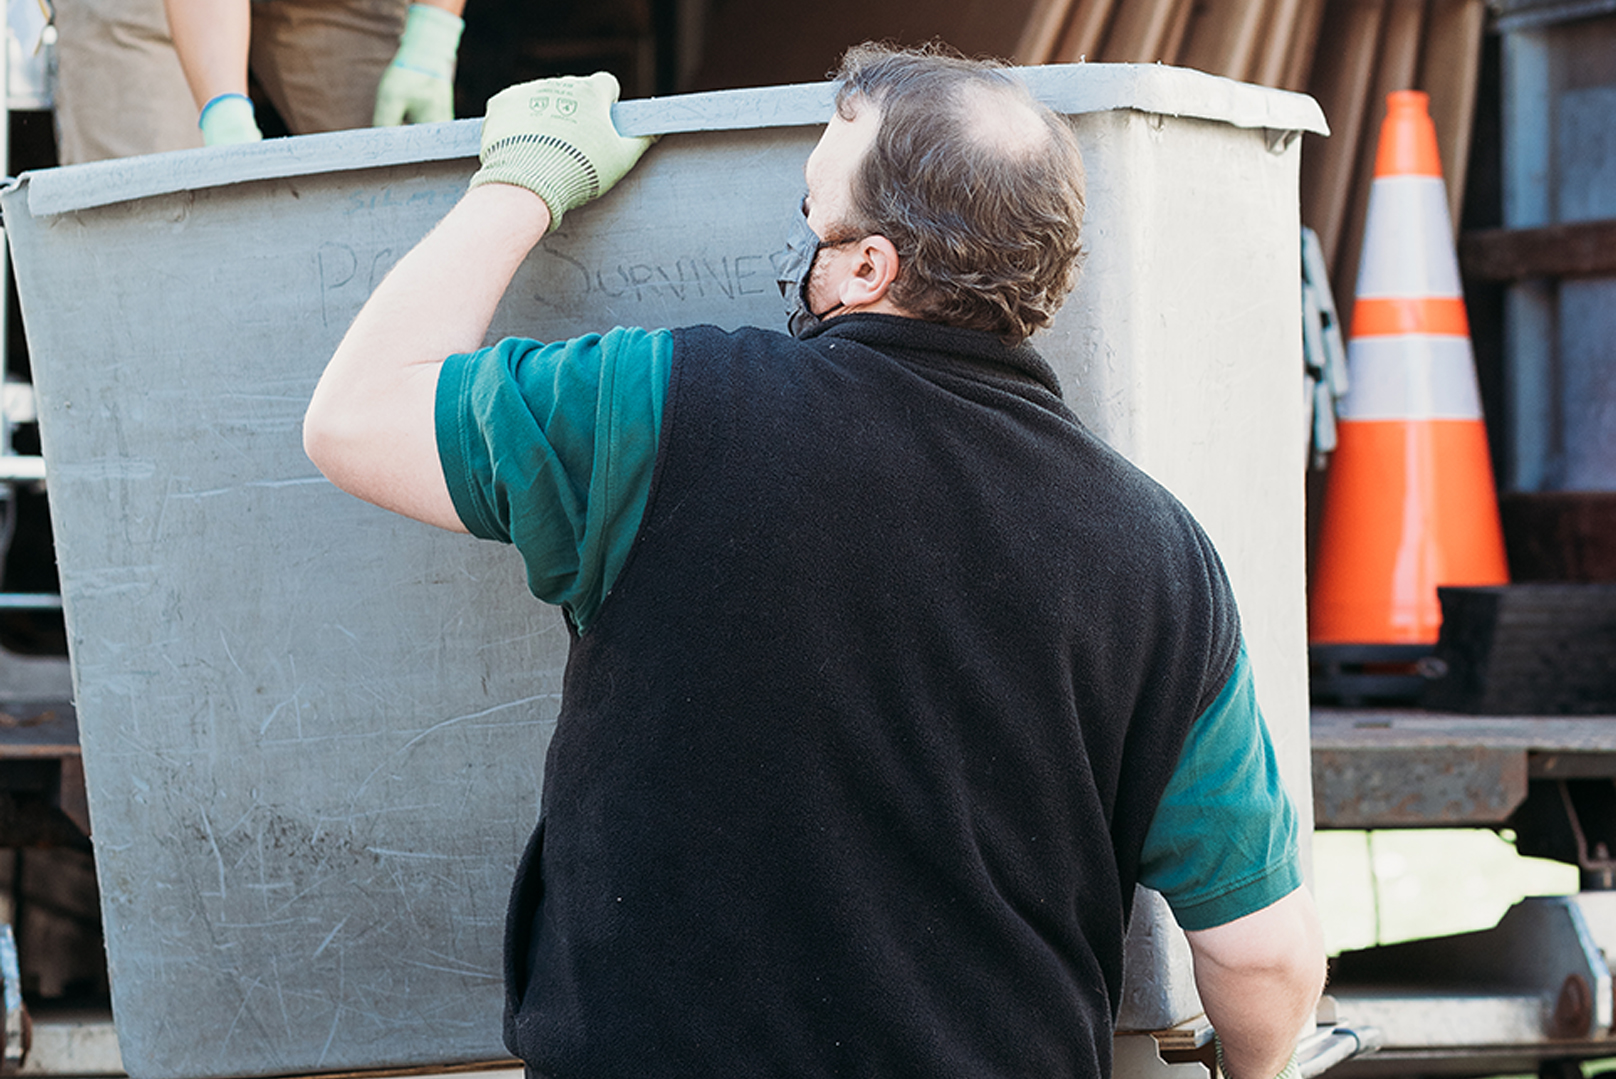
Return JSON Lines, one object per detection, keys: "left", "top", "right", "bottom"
{"left": 1339, "top": 335, "right": 1485, "bottom": 421}
{"left": 1355, "top": 176, "right": 1462, "bottom": 298}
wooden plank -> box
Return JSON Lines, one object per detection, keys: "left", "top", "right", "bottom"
{"left": 1176, "top": 0, "right": 1273, "bottom": 80}
{"left": 1051, "top": 0, "right": 1119, "bottom": 63}
{"left": 1223, "top": 0, "right": 1273, "bottom": 80}
{"left": 1331, "top": 0, "right": 1428, "bottom": 332}
{"left": 1418, "top": 0, "right": 1487, "bottom": 230}
{"left": 1160, "top": 0, "right": 1197, "bottom": 66}
{"left": 1280, "top": 0, "right": 1331, "bottom": 91}
{"left": 1252, "top": 0, "right": 1311, "bottom": 87}
{"left": 1014, "top": 0, "right": 1084, "bottom": 64}
{"left": 1301, "top": 0, "right": 1389, "bottom": 270}
{"left": 1460, "top": 219, "right": 1616, "bottom": 281}
{"left": 1099, "top": 0, "right": 1182, "bottom": 61}
{"left": 1152, "top": 1014, "right": 1216, "bottom": 1053}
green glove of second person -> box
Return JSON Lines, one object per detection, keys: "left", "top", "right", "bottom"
{"left": 469, "top": 72, "right": 653, "bottom": 229}
{"left": 373, "top": 2, "right": 463, "bottom": 126}
{"left": 199, "top": 93, "right": 263, "bottom": 146}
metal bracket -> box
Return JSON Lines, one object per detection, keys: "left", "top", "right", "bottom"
{"left": 1559, "top": 780, "right": 1616, "bottom": 886}
{"left": 1330, "top": 895, "right": 1616, "bottom": 1052}
{"left": 1298, "top": 1024, "right": 1383, "bottom": 1078}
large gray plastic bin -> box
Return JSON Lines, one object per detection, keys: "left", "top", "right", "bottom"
{"left": 2, "top": 65, "right": 1324, "bottom": 1079}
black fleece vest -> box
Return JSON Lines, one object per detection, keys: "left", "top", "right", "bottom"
{"left": 504, "top": 314, "right": 1241, "bottom": 1079}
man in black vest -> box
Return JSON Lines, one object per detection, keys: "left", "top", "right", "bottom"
{"left": 306, "top": 43, "right": 1325, "bottom": 1079}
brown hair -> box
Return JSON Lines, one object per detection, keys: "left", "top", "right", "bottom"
{"left": 832, "top": 42, "right": 1087, "bottom": 345}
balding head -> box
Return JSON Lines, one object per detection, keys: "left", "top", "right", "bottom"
{"left": 829, "top": 43, "right": 1087, "bottom": 345}
{"left": 956, "top": 81, "right": 1052, "bottom": 160}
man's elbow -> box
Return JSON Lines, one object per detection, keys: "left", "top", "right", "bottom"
{"left": 1260, "top": 920, "right": 1327, "bottom": 1005}
{"left": 302, "top": 392, "right": 348, "bottom": 482}
{"left": 302, "top": 387, "right": 378, "bottom": 497}
{"left": 301, "top": 376, "right": 465, "bottom": 532}
{"left": 1184, "top": 888, "right": 1325, "bottom": 1079}
{"left": 1188, "top": 886, "right": 1328, "bottom": 1002}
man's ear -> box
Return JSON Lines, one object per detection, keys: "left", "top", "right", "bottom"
{"left": 837, "top": 234, "right": 901, "bottom": 310}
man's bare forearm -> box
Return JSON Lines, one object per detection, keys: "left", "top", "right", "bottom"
{"left": 303, "top": 183, "right": 551, "bottom": 528}
{"left": 1185, "top": 886, "right": 1327, "bottom": 1079}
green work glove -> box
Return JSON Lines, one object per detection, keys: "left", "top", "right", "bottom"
{"left": 199, "top": 93, "right": 263, "bottom": 146}
{"left": 469, "top": 72, "right": 653, "bottom": 229}
{"left": 373, "top": 3, "right": 463, "bottom": 126}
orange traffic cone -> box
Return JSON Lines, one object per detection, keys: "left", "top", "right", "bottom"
{"left": 1309, "top": 90, "right": 1509, "bottom": 647}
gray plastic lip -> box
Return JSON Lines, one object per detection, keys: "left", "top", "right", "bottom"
{"left": 15, "top": 62, "right": 1327, "bottom": 218}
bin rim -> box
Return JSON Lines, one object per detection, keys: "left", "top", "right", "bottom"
{"left": 10, "top": 61, "right": 1327, "bottom": 218}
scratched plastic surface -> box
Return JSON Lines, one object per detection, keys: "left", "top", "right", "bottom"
{"left": 1, "top": 69, "right": 1321, "bottom": 1079}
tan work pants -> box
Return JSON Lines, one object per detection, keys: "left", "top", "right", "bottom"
{"left": 54, "top": 0, "right": 408, "bottom": 164}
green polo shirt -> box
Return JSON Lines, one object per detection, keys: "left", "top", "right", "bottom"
{"left": 435, "top": 327, "right": 1302, "bottom": 931}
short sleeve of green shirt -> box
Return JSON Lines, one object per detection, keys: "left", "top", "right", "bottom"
{"left": 1138, "top": 643, "right": 1302, "bottom": 930}
{"left": 434, "top": 326, "right": 672, "bottom": 631}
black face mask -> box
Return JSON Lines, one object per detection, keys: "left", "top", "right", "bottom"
{"left": 775, "top": 213, "right": 846, "bottom": 339}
